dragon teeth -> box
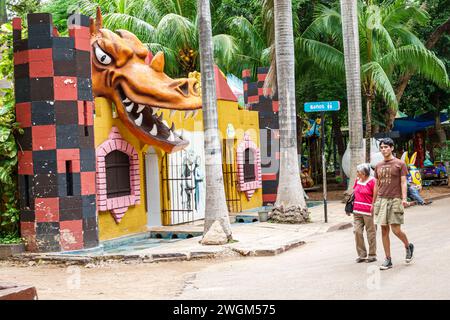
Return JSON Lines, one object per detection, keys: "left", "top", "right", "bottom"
{"left": 170, "top": 110, "right": 176, "bottom": 118}
{"left": 126, "top": 103, "right": 134, "bottom": 112}
{"left": 162, "top": 120, "right": 169, "bottom": 128}
{"left": 134, "top": 113, "right": 143, "bottom": 126}
{"left": 184, "top": 110, "right": 193, "bottom": 119}
{"left": 192, "top": 110, "right": 199, "bottom": 118}
{"left": 137, "top": 104, "right": 145, "bottom": 113}
{"left": 149, "top": 124, "right": 157, "bottom": 136}
{"left": 151, "top": 107, "right": 159, "bottom": 115}
{"left": 123, "top": 98, "right": 131, "bottom": 103}
{"left": 168, "top": 131, "right": 175, "bottom": 142}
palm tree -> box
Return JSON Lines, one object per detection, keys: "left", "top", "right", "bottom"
{"left": 339, "top": 0, "right": 364, "bottom": 192}
{"left": 298, "top": 0, "right": 449, "bottom": 162}
{"left": 269, "top": 0, "right": 308, "bottom": 224}
{"left": 197, "top": 0, "right": 232, "bottom": 244}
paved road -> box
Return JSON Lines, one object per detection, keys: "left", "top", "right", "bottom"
{"left": 2, "top": 198, "right": 449, "bottom": 299}
{"left": 179, "top": 198, "right": 450, "bottom": 299}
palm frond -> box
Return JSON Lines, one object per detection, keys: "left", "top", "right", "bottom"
{"left": 383, "top": 1, "right": 429, "bottom": 29}
{"left": 103, "top": 13, "right": 155, "bottom": 43}
{"left": 154, "top": 13, "right": 196, "bottom": 51}
{"left": 380, "top": 45, "right": 449, "bottom": 88}
{"left": 302, "top": 4, "right": 342, "bottom": 42}
{"left": 212, "top": 34, "right": 239, "bottom": 73}
{"left": 390, "top": 26, "right": 425, "bottom": 48}
{"left": 296, "top": 37, "right": 345, "bottom": 77}
{"left": 226, "top": 16, "right": 265, "bottom": 54}
{"left": 362, "top": 61, "right": 397, "bottom": 109}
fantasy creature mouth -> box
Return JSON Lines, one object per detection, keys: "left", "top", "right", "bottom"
{"left": 117, "top": 85, "right": 198, "bottom": 147}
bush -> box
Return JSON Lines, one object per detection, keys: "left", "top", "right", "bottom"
{"left": 0, "top": 23, "right": 22, "bottom": 242}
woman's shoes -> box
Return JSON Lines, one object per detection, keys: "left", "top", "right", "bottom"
{"left": 355, "top": 257, "right": 366, "bottom": 263}
{"left": 366, "top": 257, "right": 377, "bottom": 263}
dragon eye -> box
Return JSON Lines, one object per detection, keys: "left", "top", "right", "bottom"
{"left": 94, "top": 46, "right": 112, "bottom": 65}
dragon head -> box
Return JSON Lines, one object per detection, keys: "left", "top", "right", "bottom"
{"left": 90, "top": 8, "right": 202, "bottom": 152}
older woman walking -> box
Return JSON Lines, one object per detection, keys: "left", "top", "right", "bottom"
{"left": 350, "top": 163, "right": 377, "bottom": 263}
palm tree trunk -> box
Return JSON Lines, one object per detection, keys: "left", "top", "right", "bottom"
{"left": 197, "top": 0, "right": 232, "bottom": 242}
{"left": 340, "top": 0, "right": 365, "bottom": 194}
{"left": 365, "top": 97, "right": 372, "bottom": 163}
{"left": 270, "top": 0, "right": 308, "bottom": 223}
{"left": 331, "top": 112, "right": 345, "bottom": 181}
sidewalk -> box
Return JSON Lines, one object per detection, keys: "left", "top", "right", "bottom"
{"left": 10, "top": 201, "right": 352, "bottom": 265}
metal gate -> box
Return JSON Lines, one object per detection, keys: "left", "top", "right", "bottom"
{"left": 161, "top": 150, "right": 196, "bottom": 225}
{"left": 222, "top": 139, "right": 242, "bottom": 213}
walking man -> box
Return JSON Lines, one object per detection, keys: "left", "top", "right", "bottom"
{"left": 372, "top": 138, "right": 414, "bottom": 270}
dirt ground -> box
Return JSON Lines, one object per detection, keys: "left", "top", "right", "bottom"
{"left": 0, "top": 258, "right": 234, "bottom": 300}
{"left": 306, "top": 184, "right": 450, "bottom": 201}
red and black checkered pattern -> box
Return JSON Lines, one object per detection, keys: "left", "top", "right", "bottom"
{"left": 14, "top": 13, "right": 98, "bottom": 252}
{"left": 243, "top": 68, "right": 280, "bottom": 206}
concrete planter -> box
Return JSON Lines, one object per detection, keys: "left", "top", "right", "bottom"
{"left": 0, "top": 243, "right": 26, "bottom": 259}
{"left": 258, "top": 211, "right": 269, "bottom": 222}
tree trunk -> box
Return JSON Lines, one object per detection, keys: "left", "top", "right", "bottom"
{"left": 365, "top": 97, "right": 372, "bottom": 163}
{"left": 389, "top": 17, "right": 450, "bottom": 128}
{"left": 270, "top": 0, "right": 308, "bottom": 224}
{"left": 297, "top": 114, "right": 303, "bottom": 155}
{"left": 331, "top": 112, "right": 345, "bottom": 180}
{"left": 340, "top": 0, "right": 365, "bottom": 194}
{"left": 197, "top": 0, "right": 232, "bottom": 243}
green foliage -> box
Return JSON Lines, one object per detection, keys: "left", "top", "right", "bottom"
{"left": 298, "top": 0, "right": 448, "bottom": 113}
{"left": 0, "top": 22, "right": 22, "bottom": 241}
{"left": 43, "top": 0, "right": 269, "bottom": 78}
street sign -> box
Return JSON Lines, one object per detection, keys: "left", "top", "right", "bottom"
{"left": 304, "top": 101, "right": 340, "bottom": 113}
{"left": 303, "top": 100, "right": 340, "bottom": 223}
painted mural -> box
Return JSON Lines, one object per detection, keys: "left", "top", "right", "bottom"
{"left": 168, "top": 131, "right": 206, "bottom": 224}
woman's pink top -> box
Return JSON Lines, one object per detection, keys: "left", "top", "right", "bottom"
{"left": 353, "top": 177, "right": 375, "bottom": 215}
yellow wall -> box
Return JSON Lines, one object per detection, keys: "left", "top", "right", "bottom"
{"left": 94, "top": 98, "right": 148, "bottom": 240}
{"left": 94, "top": 96, "right": 262, "bottom": 238}
{"left": 217, "top": 100, "right": 262, "bottom": 211}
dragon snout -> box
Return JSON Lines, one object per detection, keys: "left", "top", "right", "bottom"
{"left": 172, "top": 78, "right": 200, "bottom": 97}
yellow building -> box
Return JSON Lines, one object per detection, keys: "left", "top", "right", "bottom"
{"left": 94, "top": 67, "right": 262, "bottom": 241}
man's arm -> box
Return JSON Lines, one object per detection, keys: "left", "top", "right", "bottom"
{"left": 401, "top": 175, "right": 408, "bottom": 207}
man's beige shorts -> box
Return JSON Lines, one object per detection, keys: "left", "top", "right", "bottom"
{"left": 373, "top": 197, "right": 404, "bottom": 225}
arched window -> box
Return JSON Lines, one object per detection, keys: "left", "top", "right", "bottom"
{"left": 105, "top": 150, "right": 131, "bottom": 198}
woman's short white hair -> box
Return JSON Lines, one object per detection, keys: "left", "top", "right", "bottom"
{"left": 356, "top": 163, "right": 371, "bottom": 176}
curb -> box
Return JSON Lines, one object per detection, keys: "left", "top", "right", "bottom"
{"left": 426, "top": 193, "right": 450, "bottom": 202}
{"left": 326, "top": 222, "right": 353, "bottom": 233}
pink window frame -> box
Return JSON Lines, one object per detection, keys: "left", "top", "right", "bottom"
{"left": 96, "top": 127, "right": 140, "bottom": 223}
{"left": 236, "top": 132, "right": 262, "bottom": 200}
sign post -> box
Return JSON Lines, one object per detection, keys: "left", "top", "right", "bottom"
{"left": 304, "top": 101, "right": 340, "bottom": 223}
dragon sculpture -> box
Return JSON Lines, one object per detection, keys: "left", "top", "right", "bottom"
{"left": 90, "top": 8, "right": 202, "bottom": 152}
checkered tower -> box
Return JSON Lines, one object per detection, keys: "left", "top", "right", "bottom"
{"left": 13, "top": 13, "right": 99, "bottom": 252}
{"left": 243, "top": 67, "right": 280, "bottom": 206}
